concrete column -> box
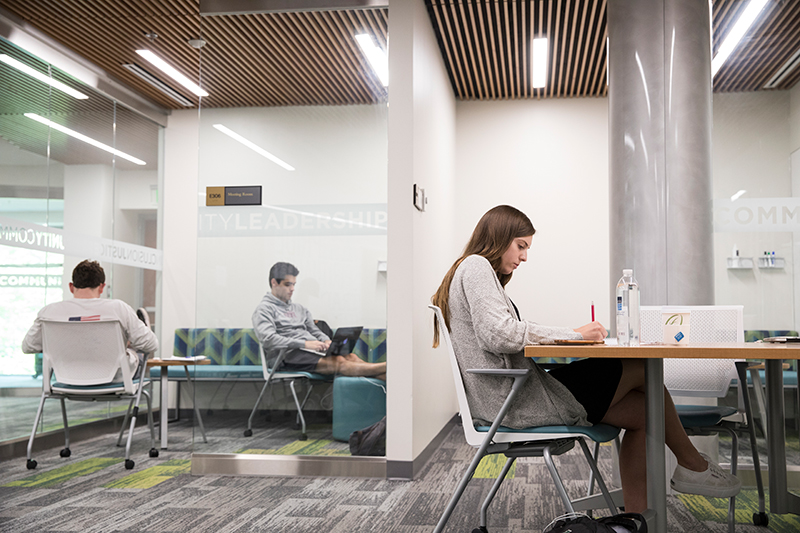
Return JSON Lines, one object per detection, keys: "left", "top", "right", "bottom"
{"left": 609, "top": 0, "right": 714, "bottom": 311}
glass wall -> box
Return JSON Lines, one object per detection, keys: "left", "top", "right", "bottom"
{"left": 0, "top": 37, "right": 163, "bottom": 444}
{"left": 189, "top": 10, "right": 388, "bottom": 458}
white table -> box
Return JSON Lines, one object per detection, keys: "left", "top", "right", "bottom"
{"left": 146, "top": 358, "right": 209, "bottom": 449}
{"left": 525, "top": 342, "right": 800, "bottom": 533}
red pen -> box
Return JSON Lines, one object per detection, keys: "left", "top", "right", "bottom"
{"left": 591, "top": 301, "right": 595, "bottom": 322}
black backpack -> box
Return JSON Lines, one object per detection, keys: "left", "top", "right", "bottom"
{"left": 349, "top": 416, "right": 386, "bottom": 456}
{"left": 544, "top": 512, "right": 647, "bottom": 533}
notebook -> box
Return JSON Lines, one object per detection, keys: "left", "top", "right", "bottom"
{"left": 299, "top": 326, "right": 363, "bottom": 357}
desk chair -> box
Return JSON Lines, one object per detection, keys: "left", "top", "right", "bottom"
{"left": 429, "top": 305, "right": 620, "bottom": 533}
{"left": 244, "top": 346, "right": 332, "bottom": 441}
{"left": 26, "top": 319, "right": 157, "bottom": 471}
{"left": 642, "top": 305, "right": 767, "bottom": 530}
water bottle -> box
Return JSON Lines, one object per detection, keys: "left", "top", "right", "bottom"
{"left": 616, "top": 269, "right": 640, "bottom": 346}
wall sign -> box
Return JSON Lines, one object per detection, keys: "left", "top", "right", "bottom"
{"left": 206, "top": 186, "right": 262, "bottom": 206}
{"left": 713, "top": 198, "right": 800, "bottom": 232}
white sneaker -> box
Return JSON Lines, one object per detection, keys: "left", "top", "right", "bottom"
{"left": 671, "top": 453, "right": 741, "bottom": 498}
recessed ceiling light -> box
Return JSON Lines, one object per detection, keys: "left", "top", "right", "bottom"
{"left": 532, "top": 38, "right": 548, "bottom": 88}
{"left": 0, "top": 54, "right": 89, "bottom": 99}
{"left": 135, "top": 49, "right": 208, "bottom": 97}
{"left": 24, "top": 113, "right": 146, "bottom": 165}
{"left": 712, "top": 0, "right": 768, "bottom": 77}
{"left": 122, "top": 63, "right": 194, "bottom": 107}
{"left": 355, "top": 34, "right": 388, "bottom": 87}
{"left": 764, "top": 47, "right": 800, "bottom": 89}
{"left": 213, "top": 124, "right": 295, "bottom": 171}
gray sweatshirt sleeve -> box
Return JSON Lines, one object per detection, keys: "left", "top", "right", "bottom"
{"left": 21, "top": 314, "right": 43, "bottom": 354}
{"left": 252, "top": 301, "right": 306, "bottom": 351}
{"left": 459, "top": 256, "right": 580, "bottom": 353}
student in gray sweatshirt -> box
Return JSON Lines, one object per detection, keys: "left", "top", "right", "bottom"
{"left": 253, "top": 262, "right": 386, "bottom": 379}
{"left": 431, "top": 205, "right": 739, "bottom": 513}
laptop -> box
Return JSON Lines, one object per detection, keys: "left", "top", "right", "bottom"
{"left": 300, "top": 326, "right": 363, "bottom": 357}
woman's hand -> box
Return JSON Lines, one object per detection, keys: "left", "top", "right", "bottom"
{"left": 574, "top": 321, "right": 607, "bottom": 340}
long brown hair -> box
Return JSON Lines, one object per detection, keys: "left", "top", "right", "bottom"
{"left": 431, "top": 205, "right": 535, "bottom": 347}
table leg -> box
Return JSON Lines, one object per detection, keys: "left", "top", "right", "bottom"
{"left": 160, "top": 365, "right": 168, "bottom": 449}
{"left": 765, "top": 359, "right": 800, "bottom": 515}
{"left": 645, "top": 358, "right": 667, "bottom": 533}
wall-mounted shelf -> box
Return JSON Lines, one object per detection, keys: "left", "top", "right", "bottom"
{"left": 727, "top": 257, "right": 753, "bottom": 269}
{"left": 757, "top": 256, "right": 785, "bottom": 269}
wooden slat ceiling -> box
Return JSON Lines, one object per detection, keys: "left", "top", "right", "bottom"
{"left": 427, "top": 0, "right": 800, "bottom": 100}
{"left": 0, "top": 0, "right": 797, "bottom": 112}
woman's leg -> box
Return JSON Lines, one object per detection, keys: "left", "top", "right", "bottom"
{"left": 599, "top": 359, "right": 707, "bottom": 512}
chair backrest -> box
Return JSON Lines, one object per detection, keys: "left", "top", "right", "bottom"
{"left": 642, "top": 305, "right": 743, "bottom": 397}
{"left": 429, "top": 305, "right": 487, "bottom": 446}
{"left": 40, "top": 319, "right": 131, "bottom": 393}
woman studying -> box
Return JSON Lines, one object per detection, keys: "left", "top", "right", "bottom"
{"left": 431, "top": 205, "right": 740, "bottom": 513}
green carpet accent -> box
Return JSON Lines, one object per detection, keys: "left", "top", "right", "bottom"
{"left": 3, "top": 458, "right": 122, "bottom": 488}
{"left": 103, "top": 459, "right": 191, "bottom": 489}
{"left": 474, "top": 454, "right": 516, "bottom": 480}
{"left": 235, "top": 438, "right": 351, "bottom": 456}
{"left": 678, "top": 490, "right": 800, "bottom": 532}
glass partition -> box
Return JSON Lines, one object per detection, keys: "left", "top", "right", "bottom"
{"left": 711, "top": 88, "right": 800, "bottom": 468}
{"left": 0, "top": 37, "right": 163, "bottom": 445}
{"left": 190, "top": 10, "right": 388, "bottom": 458}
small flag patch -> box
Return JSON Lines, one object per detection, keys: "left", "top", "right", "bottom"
{"left": 674, "top": 331, "right": 684, "bottom": 342}
{"left": 68, "top": 315, "right": 101, "bottom": 322}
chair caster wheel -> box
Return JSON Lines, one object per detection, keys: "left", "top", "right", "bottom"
{"left": 60, "top": 448, "right": 71, "bottom": 458}
{"left": 149, "top": 448, "right": 159, "bottom": 458}
{"left": 753, "top": 512, "right": 768, "bottom": 526}
{"left": 125, "top": 459, "right": 135, "bottom": 470}
{"left": 244, "top": 429, "right": 253, "bottom": 437}
{"left": 472, "top": 527, "right": 489, "bottom": 533}
{"left": 299, "top": 434, "right": 308, "bottom": 441}
{"left": 26, "top": 459, "right": 37, "bottom": 470}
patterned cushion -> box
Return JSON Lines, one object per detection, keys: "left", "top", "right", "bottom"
{"left": 173, "top": 327, "right": 387, "bottom": 366}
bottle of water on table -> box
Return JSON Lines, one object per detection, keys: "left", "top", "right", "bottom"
{"left": 616, "top": 269, "right": 640, "bottom": 346}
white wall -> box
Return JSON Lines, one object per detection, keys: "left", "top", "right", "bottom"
{"left": 455, "top": 98, "right": 611, "bottom": 329}
{"left": 387, "top": 0, "right": 459, "bottom": 465}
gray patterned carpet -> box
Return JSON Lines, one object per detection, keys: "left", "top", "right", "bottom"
{"left": 2, "top": 417, "right": 797, "bottom": 533}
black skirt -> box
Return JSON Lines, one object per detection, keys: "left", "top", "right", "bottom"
{"left": 547, "top": 358, "right": 623, "bottom": 424}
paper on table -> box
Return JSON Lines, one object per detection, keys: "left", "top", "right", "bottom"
{"left": 163, "top": 355, "right": 207, "bottom": 361}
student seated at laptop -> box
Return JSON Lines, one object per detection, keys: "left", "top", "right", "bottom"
{"left": 252, "top": 262, "right": 386, "bottom": 380}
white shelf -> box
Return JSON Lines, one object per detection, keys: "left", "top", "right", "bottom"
{"left": 727, "top": 257, "right": 753, "bottom": 269}
{"left": 757, "top": 256, "right": 785, "bottom": 269}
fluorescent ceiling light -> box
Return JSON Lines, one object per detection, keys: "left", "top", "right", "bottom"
{"left": 213, "top": 124, "right": 295, "bottom": 171}
{"left": 122, "top": 63, "right": 194, "bottom": 106}
{"left": 0, "top": 54, "right": 88, "bottom": 100}
{"left": 24, "top": 113, "right": 146, "bottom": 165}
{"left": 764, "top": 47, "right": 800, "bottom": 88}
{"left": 135, "top": 49, "right": 208, "bottom": 97}
{"left": 355, "top": 34, "right": 388, "bottom": 87}
{"left": 712, "top": 0, "right": 768, "bottom": 77}
{"left": 532, "top": 38, "right": 548, "bottom": 88}
{"left": 730, "top": 190, "right": 747, "bottom": 201}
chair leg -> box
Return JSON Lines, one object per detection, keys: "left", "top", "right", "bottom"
{"left": 749, "top": 367, "right": 769, "bottom": 440}
{"left": 434, "top": 447, "right": 493, "bottom": 533}
{"left": 143, "top": 390, "right": 156, "bottom": 452}
{"left": 295, "top": 382, "right": 315, "bottom": 427}
{"left": 480, "top": 456, "right": 516, "bottom": 529}
{"left": 59, "top": 398, "right": 70, "bottom": 453}
{"left": 26, "top": 393, "right": 48, "bottom": 468}
{"left": 587, "top": 440, "right": 600, "bottom": 497}
{"left": 577, "top": 438, "right": 618, "bottom": 515}
{"left": 543, "top": 443, "right": 576, "bottom": 515}
{"left": 718, "top": 427, "right": 738, "bottom": 533}
{"left": 289, "top": 380, "right": 307, "bottom": 440}
{"left": 117, "top": 399, "right": 135, "bottom": 446}
{"left": 245, "top": 379, "right": 272, "bottom": 436}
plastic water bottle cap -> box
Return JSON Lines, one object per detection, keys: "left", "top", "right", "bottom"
{"left": 623, "top": 269, "right": 633, "bottom": 276}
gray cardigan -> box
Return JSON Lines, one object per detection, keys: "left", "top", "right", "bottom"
{"left": 448, "top": 255, "right": 589, "bottom": 428}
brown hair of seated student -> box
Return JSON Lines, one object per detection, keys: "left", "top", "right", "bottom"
{"left": 431, "top": 205, "right": 535, "bottom": 348}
